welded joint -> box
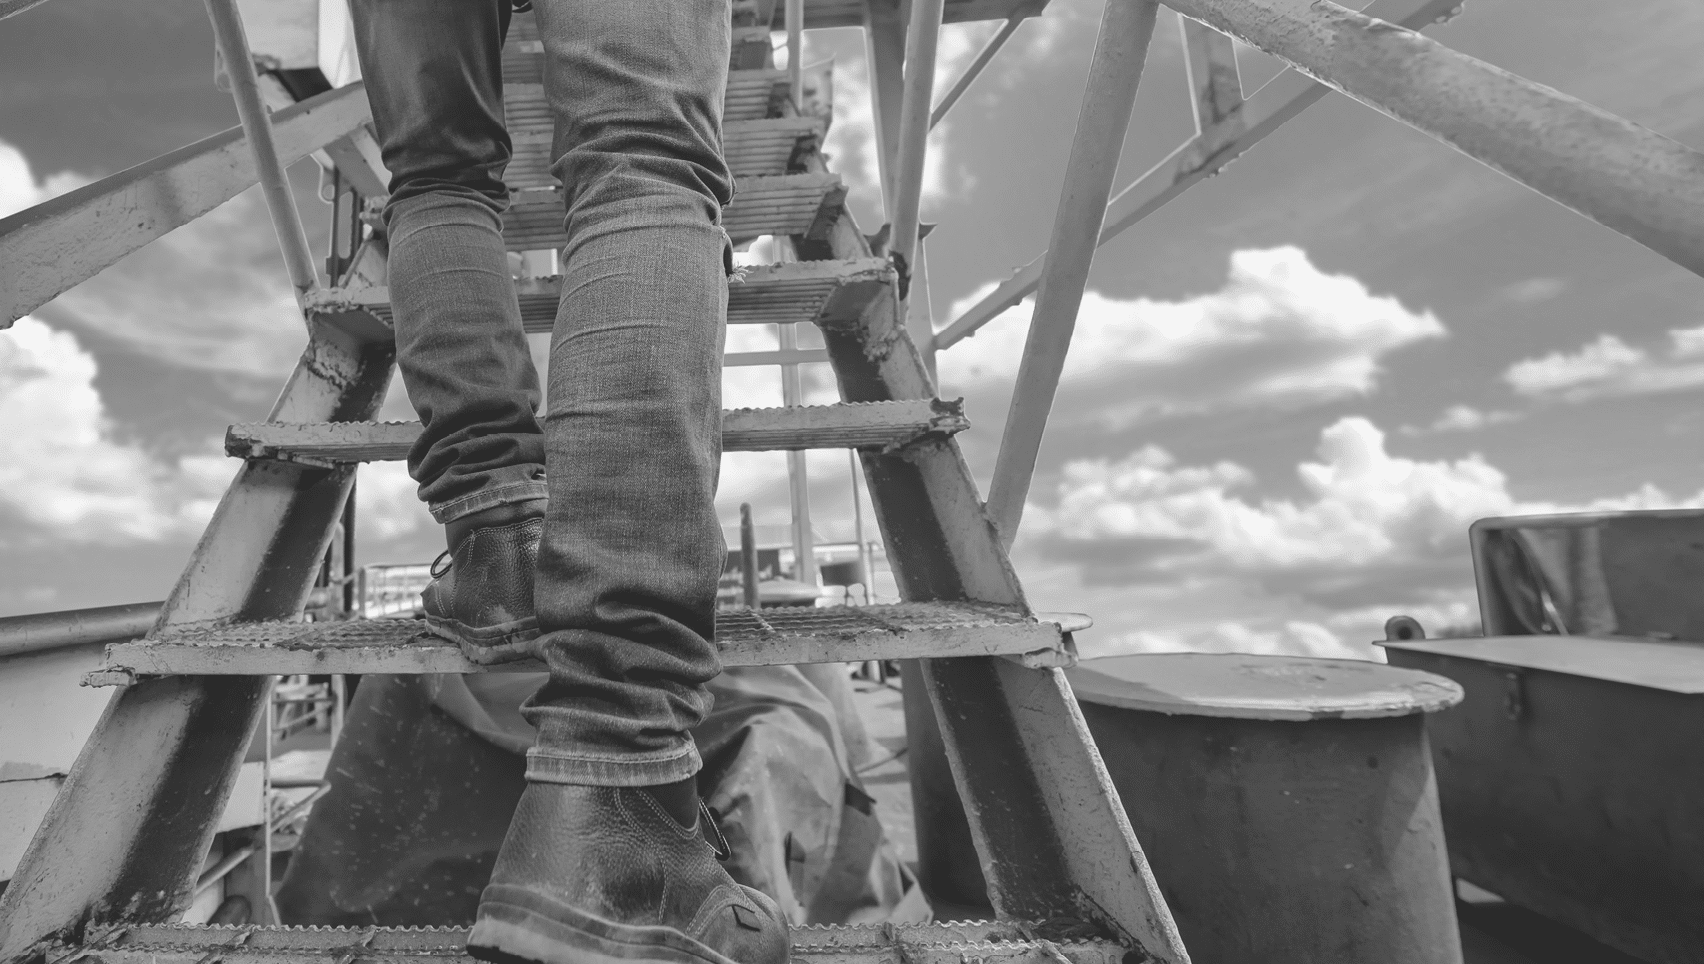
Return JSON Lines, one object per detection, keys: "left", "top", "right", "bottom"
{"left": 1176, "top": 110, "right": 1248, "bottom": 178}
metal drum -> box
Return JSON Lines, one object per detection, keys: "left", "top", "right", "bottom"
{"left": 1067, "top": 653, "right": 1464, "bottom": 964}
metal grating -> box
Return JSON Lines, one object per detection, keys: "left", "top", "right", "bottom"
{"left": 500, "top": 173, "right": 843, "bottom": 251}
{"left": 305, "top": 259, "right": 891, "bottom": 340}
{"left": 227, "top": 401, "right": 967, "bottom": 464}
{"left": 47, "top": 920, "right": 1121, "bottom": 964}
{"left": 92, "top": 602, "right": 1069, "bottom": 683}
{"left": 503, "top": 117, "right": 821, "bottom": 190}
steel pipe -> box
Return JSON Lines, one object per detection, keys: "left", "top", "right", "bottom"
{"left": 0, "top": 601, "right": 161, "bottom": 659}
{"left": 204, "top": 0, "right": 321, "bottom": 300}
{"left": 1164, "top": 0, "right": 1704, "bottom": 278}
{"left": 986, "top": 0, "right": 1163, "bottom": 547}
{"left": 930, "top": 13, "right": 1025, "bottom": 130}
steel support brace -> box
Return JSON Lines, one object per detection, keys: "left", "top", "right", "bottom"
{"left": 0, "top": 315, "right": 395, "bottom": 959}
{"left": 0, "top": 83, "right": 370, "bottom": 327}
{"left": 0, "top": 0, "right": 49, "bottom": 19}
{"left": 931, "top": 0, "right": 1464, "bottom": 352}
{"left": 805, "top": 149, "right": 1186, "bottom": 959}
{"left": 930, "top": 13, "right": 1024, "bottom": 130}
{"left": 862, "top": 0, "right": 909, "bottom": 206}
{"left": 1164, "top": 0, "right": 1704, "bottom": 277}
{"left": 986, "top": 0, "right": 1162, "bottom": 546}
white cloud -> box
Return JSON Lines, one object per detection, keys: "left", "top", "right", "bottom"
{"left": 0, "top": 140, "right": 91, "bottom": 221}
{"left": 0, "top": 317, "right": 232, "bottom": 543}
{"left": 1021, "top": 416, "right": 1704, "bottom": 660}
{"left": 1400, "top": 404, "right": 1521, "bottom": 435}
{"left": 938, "top": 247, "right": 1445, "bottom": 427}
{"left": 1504, "top": 327, "right": 1704, "bottom": 401}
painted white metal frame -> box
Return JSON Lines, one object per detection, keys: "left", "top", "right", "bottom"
{"left": 930, "top": 12, "right": 1025, "bottom": 130}
{"left": 984, "top": 0, "right": 1163, "bottom": 546}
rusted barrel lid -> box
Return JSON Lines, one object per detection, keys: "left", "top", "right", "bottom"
{"left": 1067, "top": 653, "right": 1463, "bottom": 721}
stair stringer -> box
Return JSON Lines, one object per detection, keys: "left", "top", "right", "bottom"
{"left": 803, "top": 219, "right": 1188, "bottom": 961}
{"left": 0, "top": 261, "right": 397, "bottom": 963}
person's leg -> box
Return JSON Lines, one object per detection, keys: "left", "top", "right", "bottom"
{"left": 349, "top": 0, "right": 549, "bottom": 655}
{"left": 466, "top": 1, "right": 788, "bottom": 962}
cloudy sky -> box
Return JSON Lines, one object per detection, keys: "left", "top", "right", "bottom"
{"left": 2, "top": 0, "right": 1702, "bottom": 660}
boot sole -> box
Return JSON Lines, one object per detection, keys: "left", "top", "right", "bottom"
{"left": 422, "top": 616, "right": 540, "bottom": 666}
{"left": 469, "top": 885, "right": 744, "bottom": 964}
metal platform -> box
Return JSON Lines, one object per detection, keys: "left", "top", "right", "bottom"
{"left": 226, "top": 400, "right": 969, "bottom": 463}
{"left": 44, "top": 921, "right": 1123, "bottom": 964}
{"left": 90, "top": 602, "right": 1074, "bottom": 684}
{"left": 307, "top": 258, "right": 893, "bottom": 334}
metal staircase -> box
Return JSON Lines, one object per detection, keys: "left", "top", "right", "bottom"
{"left": 0, "top": 0, "right": 1188, "bottom": 962}
{"left": 7, "top": 0, "right": 1689, "bottom": 957}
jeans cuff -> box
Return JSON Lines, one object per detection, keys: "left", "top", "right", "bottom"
{"left": 525, "top": 739, "right": 703, "bottom": 787}
{"left": 429, "top": 479, "right": 549, "bottom": 524}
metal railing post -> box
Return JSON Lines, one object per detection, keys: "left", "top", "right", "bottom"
{"left": 889, "top": 0, "right": 946, "bottom": 377}
{"left": 786, "top": 0, "right": 805, "bottom": 108}
{"left": 1165, "top": 0, "right": 1704, "bottom": 278}
{"left": 204, "top": 0, "right": 321, "bottom": 302}
{"left": 985, "top": 0, "right": 1163, "bottom": 547}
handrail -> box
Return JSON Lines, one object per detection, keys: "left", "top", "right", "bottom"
{"left": 1, "top": 83, "right": 370, "bottom": 328}
{"left": 933, "top": 0, "right": 1460, "bottom": 352}
{"left": 1164, "top": 0, "right": 1704, "bottom": 278}
{"left": 0, "top": 601, "right": 161, "bottom": 659}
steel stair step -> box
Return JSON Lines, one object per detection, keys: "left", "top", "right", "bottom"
{"left": 503, "top": 72, "right": 791, "bottom": 140}
{"left": 307, "top": 258, "right": 891, "bottom": 334}
{"left": 504, "top": 116, "right": 822, "bottom": 188}
{"left": 227, "top": 400, "right": 968, "bottom": 464}
{"left": 500, "top": 172, "right": 843, "bottom": 250}
{"left": 51, "top": 921, "right": 1121, "bottom": 964}
{"left": 89, "top": 602, "right": 1075, "bottom": 683}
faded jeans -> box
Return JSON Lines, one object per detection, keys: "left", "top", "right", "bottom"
{"left": 350, "top": 0, "right": 733, "bottom": 786}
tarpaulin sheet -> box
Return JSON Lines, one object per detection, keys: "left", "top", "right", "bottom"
{"left": 276, "top": 665, "right": 911, "bottom": 926}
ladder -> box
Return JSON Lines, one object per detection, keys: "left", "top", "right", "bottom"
{"left": 0, "top": 2, "right": 1187, "bottom": 963}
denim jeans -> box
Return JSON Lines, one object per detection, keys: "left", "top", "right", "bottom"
{"left": 351, "top": 0, "right": 733, "bottom": 786}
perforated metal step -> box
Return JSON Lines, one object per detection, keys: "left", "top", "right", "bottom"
{"left": 505, "top": 116, "right": 822, "bottom": 188}
{"left": 49, "top": 920, "right": 1122, "bottom": 964}
{"left": 500, "top": 172, "right": 843, "bottom": 251}
{"left": 90, "top": 602, "right": 1074, "bottom": 684}
{"left": 227, "top": 400, "right": 967, "bottom": 464}
{"left": 308, "top": 258, "right": 890, "bottom": 335}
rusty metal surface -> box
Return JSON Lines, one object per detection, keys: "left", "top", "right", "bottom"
{"left": 1388, "top": 647, "right": 1704, "bottom": 963}
{"left": 1383, "top": 635, "right": 1704, "bottom": 694}
{"left": 1162, "top": 0, "right": 1704, "bottom": 278}
{"left": 227, "top": 401, "right": 968, "bottom": 463}
{"left": 90, "top": 603, "right": 1072, "bottom": 683}
{"left": 42, "top": 920, "right": 1122, "bottom": 964}
{"left": 306, "top": 258, "right": 893, "bottom": 334}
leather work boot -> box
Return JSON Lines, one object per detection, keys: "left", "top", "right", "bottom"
{"left": 467, "top": 781, "right": 791, "bottom": 964}
{"left": 422, "top": 502, "right": 543, "bottom": 663}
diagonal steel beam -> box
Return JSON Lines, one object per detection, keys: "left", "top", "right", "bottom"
{"left": 1, "top": 83, "right": 371, "bottom": 328}
{"left": 933, "top": 0, "right": 1461, "bottom": 352}
{"left": 1165, "top": 0, "right": 1704, "bottom": 278}
{"left": 983, "top": 0, "right": 1165, "bottom": 546}
{"left": 0, "top": 0, "right": 49, "bottom": 19}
